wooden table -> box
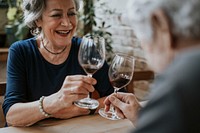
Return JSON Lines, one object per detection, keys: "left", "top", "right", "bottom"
{"left": 0, "top": 114, "right": 134, "bottom": 133}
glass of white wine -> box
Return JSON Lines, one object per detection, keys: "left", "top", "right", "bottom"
{"left": 99, "top": 53, "right": 135, "bottom": 120}
{"left": 74, "top": 35, "right": 105, "bottom": 109}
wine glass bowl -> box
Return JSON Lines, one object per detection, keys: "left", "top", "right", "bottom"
{"left": 109, "top": 54, "right": 134, "bottom": 91}
{"left": 78, "top": 35, "right": 105, "bottom": 77}
{"left": 110, "top": 73, "right": 132, "bottom": 91}
{"left": 74, "top": 35, "right": 105, "bottom": 109}
{"left": 99, "top": 53, "right": 135, "bottom": 120}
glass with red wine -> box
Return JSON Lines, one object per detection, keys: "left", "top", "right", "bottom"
{"left": 74, "top": 35, "right": 105, "bottom": 109}
{"left": 99, "top": 53, "right": 135, "bottom": 120}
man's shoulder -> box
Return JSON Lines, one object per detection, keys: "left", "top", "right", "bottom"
{"left": 168, "top": 49, "right": 200, "bottom": 82}
{"left": 150, "top": 49, "right": 200, "bottom": 104}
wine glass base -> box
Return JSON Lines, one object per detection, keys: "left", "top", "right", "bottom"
{"left": 74, "top": 98, "right": 99, "bottom": 109}
{"left": 98, "top": 108, "right": 121, "bottom": 120}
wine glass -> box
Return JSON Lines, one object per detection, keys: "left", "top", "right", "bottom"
{"left": 99, "top": 53, "right": 135, "bottom": 120}
{"left": 74, "top": 35, "right": 105, "bottom": 109}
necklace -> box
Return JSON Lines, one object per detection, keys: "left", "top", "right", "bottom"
{"left": 41, "top": 38, "right": 67, "bottom": 55}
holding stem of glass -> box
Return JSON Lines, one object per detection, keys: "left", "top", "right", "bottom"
{"left": 99, "top": 54, "right": 135, "bottom": 120}
{"left": 74, "top": 35, "right": 105, "bottom": 109}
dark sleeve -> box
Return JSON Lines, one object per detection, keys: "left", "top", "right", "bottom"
{"left": 132, "top": 81, "right": 184, "bottom": 133}
{"left": 2, "top": 42, "right": 28, "bottom": 116}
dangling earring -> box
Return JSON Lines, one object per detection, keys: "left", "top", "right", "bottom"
{"left": 30, "top": 27, "right": 42, "bottom": 36}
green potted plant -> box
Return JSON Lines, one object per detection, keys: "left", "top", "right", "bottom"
{"left": 5, "top": 0, "right": 29, "bottom": 46}
{"left": 0, "top": 0, "right": 9, "bottom": 47}
{"left": 77, "top": 0, "right": 116, "bottom": 64}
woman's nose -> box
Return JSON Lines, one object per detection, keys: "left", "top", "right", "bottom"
{"left": 61, "top": 16, "right": 72, "bottom": 27}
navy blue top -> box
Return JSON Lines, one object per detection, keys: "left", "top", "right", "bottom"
{"left": 3, "top": 37, "right": 114, "bottom": 116}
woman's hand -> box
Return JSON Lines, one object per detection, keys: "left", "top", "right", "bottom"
{"left": 43, "top": 75, "right": 97, "bottom": 119}
{"left": 104, "top": 92, "right": 141, "bottom": 124}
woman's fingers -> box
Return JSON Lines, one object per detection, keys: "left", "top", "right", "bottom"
{"left": 62, "top": 86, "right": 91, "bottom": 95}
{"left": 66, "top": 75, "right": 97, "bottom": 85}
{"left": 63, "top": 75, "right": 97, "bottom": 93}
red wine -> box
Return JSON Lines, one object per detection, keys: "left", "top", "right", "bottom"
{"left": 82, "top": 64, "right": 100, "bottom": 75}
{"left": 110, "top": 75, "right": 131, "bottom": 89}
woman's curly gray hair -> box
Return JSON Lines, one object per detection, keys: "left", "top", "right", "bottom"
{"left": 22, "top": 0, "right": 80, "bottom": 35}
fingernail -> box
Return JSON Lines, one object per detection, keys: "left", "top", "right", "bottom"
{"left": 109, "top": 96, "right": 115, "bottom": 102}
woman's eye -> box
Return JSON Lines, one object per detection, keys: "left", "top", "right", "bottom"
{"left": 68, "top": 12, "right": 77, "bottom": 17}
{"left": 51, "top": 14, "right": 62, "bottom": 18}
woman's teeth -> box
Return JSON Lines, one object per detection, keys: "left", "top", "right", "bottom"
{"left": 57, "top": 31, "right": 70, "bottom": 34}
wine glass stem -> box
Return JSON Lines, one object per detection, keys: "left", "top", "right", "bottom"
{"left": 87, "top": 74, "right": 93, "bottom": 98}
{"left": 110, "top": 88, "right": 119, "bottom": 116}
{"left": 87, "top": 74, "right": 92, "bottom": 78}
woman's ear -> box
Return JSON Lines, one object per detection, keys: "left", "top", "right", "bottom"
{"left": 35, "top": 19, "right": 42, "bottom": 27}
{"left": 151, "top": 9, "right": 176, "bottom": 49}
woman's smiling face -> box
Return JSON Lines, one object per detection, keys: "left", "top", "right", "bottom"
{"left": 36, "top": 0, "right": 78, "bottom": 48}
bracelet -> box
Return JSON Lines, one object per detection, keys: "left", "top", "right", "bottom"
{"left": 39, "top": 96, "right": 52, "bottom": 118}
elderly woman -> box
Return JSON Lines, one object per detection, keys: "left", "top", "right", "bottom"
{"left": 2, "top": 0, "right": 114, "bottom": 126}
{"left": 103, "top": 0, "right": 200, "bottom": 132}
